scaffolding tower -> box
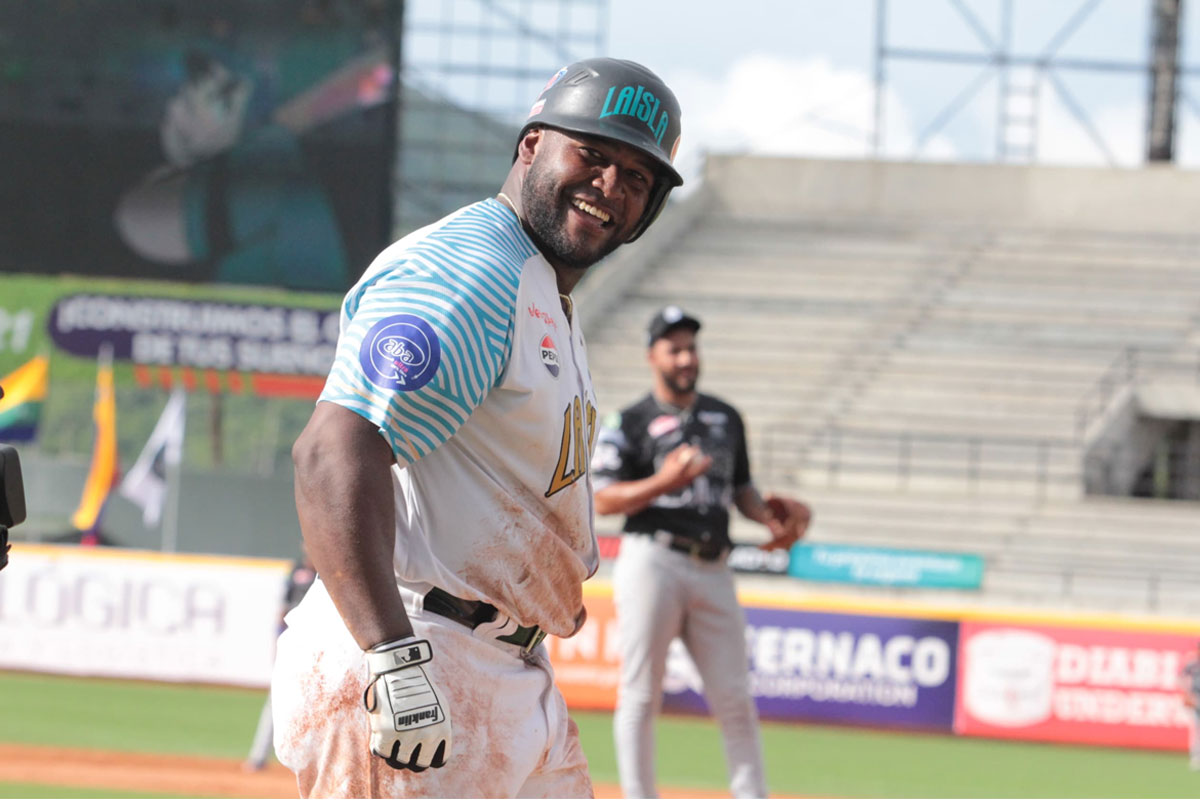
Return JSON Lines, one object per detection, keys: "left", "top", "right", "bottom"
{"left": 873, "top": 0, "right": 1197, "bottom": 164}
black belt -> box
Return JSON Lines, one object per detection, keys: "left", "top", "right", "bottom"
{"left": 423, "top": 587, "right": 547, "bottom": 655}
{"left": 638, "top": 531, "right": 729, "bottom": 562}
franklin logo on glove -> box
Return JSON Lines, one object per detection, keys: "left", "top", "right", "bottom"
{"left": 396, "top": 707, "right": 443, "bottom": 728}
{"left": 363, "top": 638, "right": 451, "bottom": 771}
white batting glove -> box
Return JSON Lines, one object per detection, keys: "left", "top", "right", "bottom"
{"left": 363, "top": 638, "right": 451, "bottom": 771}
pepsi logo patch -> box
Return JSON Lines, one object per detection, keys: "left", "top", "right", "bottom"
{"left": 540, "top": 334, "right": 560, "bottom": 378}
{"left": 648, "top": 414, "right": 680, "bottom": 438}
{"left": 358, "top": 314, "right": 441, "bottom": 392}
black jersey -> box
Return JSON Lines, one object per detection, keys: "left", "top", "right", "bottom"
{"left": 591, "top": 392, "right": 752, "bottom": 550}
{"left": 285, "top": 560, "right": 317, "bottom": 612}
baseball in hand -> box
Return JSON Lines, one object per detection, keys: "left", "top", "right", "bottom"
{"left": 667, "top": 444, "right": 710, "bottom": 485}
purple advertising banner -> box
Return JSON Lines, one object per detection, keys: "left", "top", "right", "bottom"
{"left": 661, "top": 607, "right": 959, "bottom": 730}
{"left": 47, "top": 294, "right": 340, "bottom": 376}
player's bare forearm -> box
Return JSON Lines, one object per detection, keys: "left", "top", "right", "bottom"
{"left": 594, "top": 474, "right": 676, "bottom": 516}
{"left": 293, "top": 401, "right": 413, "bottom": 650}
{"left": 595, "top": 442, "right": 712, "bottom": 515}
{"left": 734, "top": 485, "right": 772, "bottom": 524}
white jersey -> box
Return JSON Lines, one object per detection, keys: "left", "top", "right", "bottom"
{"left": 319, "top": 198, "right": 599, "bottom": 637}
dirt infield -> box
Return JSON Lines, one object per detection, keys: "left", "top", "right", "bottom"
{"left": 0, "top": 744, "right": 298, "bottom": 798}
{"left": 0, "top": 743, "right": 728, "bottom": 798}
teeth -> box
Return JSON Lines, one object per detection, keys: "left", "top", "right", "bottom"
{"left": 573, "top": 199, "right": 611, "bottom": 223}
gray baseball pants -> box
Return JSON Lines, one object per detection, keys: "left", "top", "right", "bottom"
{"left": 612, "top": 534, "right": 767, "bottom": 798}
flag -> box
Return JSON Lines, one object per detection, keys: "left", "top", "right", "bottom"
{"left": 0, "top": 355, "right": 49, "bottom": 442}
{"left": 70, "top": 348, "right": 119, "bottom": 532}
{"left": 120, "top": 389, "right": 186, "bottom": 528}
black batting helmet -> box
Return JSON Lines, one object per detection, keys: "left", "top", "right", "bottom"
{"left": 517, "top": 57, "right": 684, "bottom": 242}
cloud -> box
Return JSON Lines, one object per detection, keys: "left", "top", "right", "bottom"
{"left": 1035, "top": 91, "right": 1144, "bottom": 167}
{"left": 664, "top": 54, "right": 958, "bottom": 188}
{"left": 659, "top": 52, "right": 1200, "bottom": 182}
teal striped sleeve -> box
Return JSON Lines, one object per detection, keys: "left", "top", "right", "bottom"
{"left": 319, "top": 252, "right": 522, "bottom": 466}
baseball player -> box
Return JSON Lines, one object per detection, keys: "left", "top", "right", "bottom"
{"left": 1180, "top": 642, "right": 1200, "bottom": 769}
{"left": 270, "top": 58, "right": 684, "bottom": 798}
{"left": 243, "top": 552, "right": 317, "bottom": 772}
{"left": 591, "top": 307, "right": 811, "bottom": 799}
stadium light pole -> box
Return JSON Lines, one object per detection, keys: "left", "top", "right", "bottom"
{"left": 1146, "top": 0, "right": 1183, "bottom": 162}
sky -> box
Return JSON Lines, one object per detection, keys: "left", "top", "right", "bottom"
{"left": 605, "top": 0, "right": 1200, "bottom": 186}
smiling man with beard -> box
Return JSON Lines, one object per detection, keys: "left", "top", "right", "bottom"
{"left": 591, "top": 306, "right": 813, "bottom": 799}
{"left": 270, "top": 59, "right": 683, "bottom": 799}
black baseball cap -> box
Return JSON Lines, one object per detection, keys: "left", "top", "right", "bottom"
{"left": 646, "top": 306, "right": 701, "bottom": 346}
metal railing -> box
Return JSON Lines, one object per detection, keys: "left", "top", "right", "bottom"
{"left": 755, "top": 345, "right": 1200, "bottom": 496}
{"left": 1074, "top": 345, "right": 1200, "bottom": 439}
{"left": 762, "top": 424, "right": 1078, "bottom": 497}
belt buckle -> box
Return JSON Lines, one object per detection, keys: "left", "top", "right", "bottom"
{"left": 688, "top": 540, "right": 703, "bottom": 559}
{"left": 522, "top": 627, "right": 547, "bottom": 656}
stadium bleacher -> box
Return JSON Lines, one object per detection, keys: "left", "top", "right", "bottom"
{"left": 580, "top": 156, "right": 1200, "bottom": 616}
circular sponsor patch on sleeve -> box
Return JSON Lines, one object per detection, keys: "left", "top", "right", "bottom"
{"left": 358, "top": 314, "right": 441, "bottom": 392}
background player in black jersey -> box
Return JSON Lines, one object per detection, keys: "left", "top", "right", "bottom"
{"left": 591, "top": 305, "right": 811, "bottom": 799}
{"left": 243, "top": 550, "right": 317, "bottom": 772}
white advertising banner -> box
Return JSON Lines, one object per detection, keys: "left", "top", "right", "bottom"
{"left": 0, "top": 544, "right": 291, "bottom": 687}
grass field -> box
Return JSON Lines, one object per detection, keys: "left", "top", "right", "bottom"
{"left": 0, "top": 785, "right": 173, "bottom": 799}
{"left": 1, "top": 671, "right": 1196, "bottom": 798}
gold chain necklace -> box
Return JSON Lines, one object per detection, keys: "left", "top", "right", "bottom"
{"left": 496, "top": 192, "right": 522, "bottom": 225}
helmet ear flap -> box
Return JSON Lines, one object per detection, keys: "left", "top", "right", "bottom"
{"left": 625, "top": 178, "right": 673, "bottom": 243}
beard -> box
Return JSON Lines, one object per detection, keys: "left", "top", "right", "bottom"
{"left": 521, "top": 158, "right": 624, "bottom": 270}
{"left": 664, "top": 369, "right": 698, "bottom": 395}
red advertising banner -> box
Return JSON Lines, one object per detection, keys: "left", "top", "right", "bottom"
{"left": 546, "top": 588, "right": 621, "bottom": 711}
{"left": 955, "top": 620, "right": 1197, "bottom": 750}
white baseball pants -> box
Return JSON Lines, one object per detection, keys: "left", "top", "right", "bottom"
{"left": 612, "top": 534, "right": 767, "bottom": 799}
{"left": 271, "top": 580, "right": 593, "bottom": 798}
